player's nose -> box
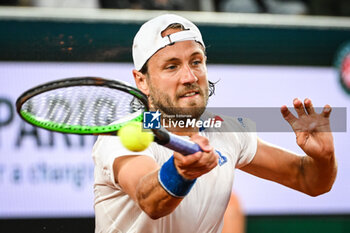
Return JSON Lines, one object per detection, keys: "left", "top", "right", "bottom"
{"left": 180, "top": 64, "right": 198, "bottom": 84}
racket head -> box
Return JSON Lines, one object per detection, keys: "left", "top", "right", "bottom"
{"left": 16, "top": 77, "right": 149, "bottom": 135}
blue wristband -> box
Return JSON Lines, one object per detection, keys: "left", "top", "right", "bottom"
{"left": 158, "top": 156, "right": 196, "bottom": 198}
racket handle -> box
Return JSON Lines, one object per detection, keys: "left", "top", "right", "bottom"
{"left": 165, "top": 133, "right": 202, "bottom": 155}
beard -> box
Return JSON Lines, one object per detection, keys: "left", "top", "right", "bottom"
{"left": 148, "top": 82, "right": 209, "bottom": 121}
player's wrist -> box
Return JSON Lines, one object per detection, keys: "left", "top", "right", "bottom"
{"left": 173, "top": 158, "right": 194, "bottom": 180}
{"left": 158, "top": 156, "right": 196, "bottom": 198}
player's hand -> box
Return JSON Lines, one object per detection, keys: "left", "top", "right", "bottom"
{"left": 173, "top": 134, "right": 219, "bottom": 180}
{"left": 281, "top": 98, "right": 334, "bottom": 161}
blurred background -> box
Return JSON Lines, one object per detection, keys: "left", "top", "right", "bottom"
{"left": 1, "top": 0, "right": 350, "bottom": 15}
{"left": 0, "top": 0, "right": 349, "bottom": 233}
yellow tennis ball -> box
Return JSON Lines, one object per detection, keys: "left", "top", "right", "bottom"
{"left": 118, "top": 122, "right": 154, "bottom": 152}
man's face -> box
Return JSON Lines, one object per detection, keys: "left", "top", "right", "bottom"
{"left": 146, "top": 36, "right": 209, "bottom": 119}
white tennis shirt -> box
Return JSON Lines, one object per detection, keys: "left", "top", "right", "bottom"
{"left": 92, "top": 113, "right": 257, "bottom": 233}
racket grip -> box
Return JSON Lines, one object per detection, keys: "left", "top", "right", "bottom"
{"left": 165, "top": 134, "right": 202, "bottom": 155}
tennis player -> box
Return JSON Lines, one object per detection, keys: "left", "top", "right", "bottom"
{"left": 92, "top": 14, "right": 337, "bottom": 233}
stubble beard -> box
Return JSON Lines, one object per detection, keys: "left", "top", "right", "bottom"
{"left": 148, "top": 82, "right": 209, "bottom": 121}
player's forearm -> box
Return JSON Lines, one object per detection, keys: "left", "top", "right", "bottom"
{"left": 299, "top": 152, "right": 337, "bottom": 196}
{"left": 241, "top": 139, "right": 337, "bottom": 196}
{"left": 136, "top": 170, "right": 182, "bottom": 219}
{"left": 114, "top": 156, "right": 182, "bottom": 219}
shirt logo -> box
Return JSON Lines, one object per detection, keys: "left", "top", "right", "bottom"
{"left": 143, "top": 111, "right": 161, "bottom": 129}
{"left": 237, "top": 117, "right": 246, "bottom": 128}
{"left": 215, "top": 149, "right": 227, "bottom": 166}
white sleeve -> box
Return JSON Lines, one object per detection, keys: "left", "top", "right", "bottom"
{"left": 234, "top": 118, "right": 258, "bottom": 168}
{"left": 92, "top": 135, "right": 155, "bottom": 187}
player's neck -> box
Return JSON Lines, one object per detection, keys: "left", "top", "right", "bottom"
{"left": 167, "top": 127, "right": 199, "bottom": 137}
{"left": 166, "top": 125, "right": 199, "bottom": 136}
{"left": 161, "top": 116, "right": 199, "bottom": 136}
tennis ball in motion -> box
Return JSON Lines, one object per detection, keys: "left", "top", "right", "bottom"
{"left": 118, "top": 122, "right": 154, "bottom": 152}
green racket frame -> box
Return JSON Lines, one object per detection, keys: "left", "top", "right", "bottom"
{"left": 16, "top": 77, "right": 148, "bottom": 135}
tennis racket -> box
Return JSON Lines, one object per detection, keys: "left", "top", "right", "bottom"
{"left": 16, "top": 77, "right": 201, "bottom": 155}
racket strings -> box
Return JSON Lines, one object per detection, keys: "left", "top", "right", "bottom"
{"left": 21, "top": 86, "right": 143, "bottom": 127}
{"left": 130, "top": 97, "right": 145, "bottom": 112}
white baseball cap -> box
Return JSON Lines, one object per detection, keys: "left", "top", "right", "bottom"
{"left": 132, "top": 14, "right": 205, "bottom": 71}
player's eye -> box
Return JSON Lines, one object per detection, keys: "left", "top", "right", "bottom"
{"left": 192, "top": 60, "right": 202, "bottom": 66}
{"left": 165, "top": 64, "right": 177, "bottom": 70}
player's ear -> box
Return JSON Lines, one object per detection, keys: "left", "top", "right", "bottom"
{"left": 133, "top": 69, "right": 150, "bottom": 96}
